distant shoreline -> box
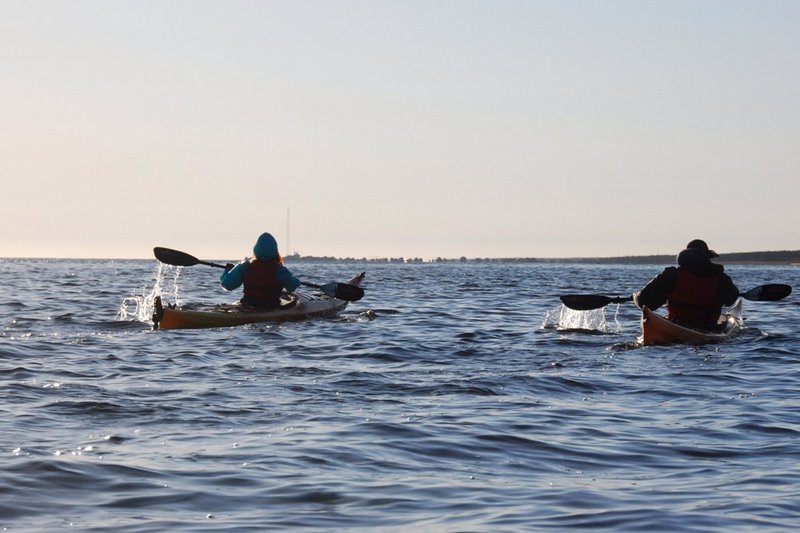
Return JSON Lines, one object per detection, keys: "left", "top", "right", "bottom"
{"left": 281, "top": 250, "right": 800, "bottom": 265}
{"left": 3, "top": 250, "right": 799, "bottom": 265}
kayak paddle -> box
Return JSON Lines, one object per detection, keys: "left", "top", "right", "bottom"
{"left": 153, "top": 247, "right": 365, "bottom": 302}
{"left": 560, "top": 283, "right": 792, "bottom": 311}
{"left": 559, "top": 294, "right": 633, "bottom": 311}
{"left": 154, "top": 247, "right": 228, "bottom": 269}
{"left": 740, "top": 283, "right": 792, "bottom": 302}
{"left": 298, "top": 280, "right": 364, "bottom": 302}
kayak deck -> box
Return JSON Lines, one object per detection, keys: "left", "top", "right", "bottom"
{"left": 153, "top": 272, "right": 364, "bottom": 330}
{"left": 640, "top": 300, "right": 743, "bottom": 346}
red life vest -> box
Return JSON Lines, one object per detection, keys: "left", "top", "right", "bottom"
{"left": 242, "top": 259, "right": 282, "bottom": 307}
{"left": 666, "top": 269, "right": 722, "bottom": 327}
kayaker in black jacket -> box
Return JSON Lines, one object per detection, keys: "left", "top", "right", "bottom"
{"left": 634, "top": 239, "right": 740, "bottom": 329}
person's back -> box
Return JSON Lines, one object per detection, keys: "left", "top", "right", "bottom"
{"left": 241, "top": 257, "right": 283, "bottom": 308}
{"left": 636, "top": 239, "right": 739, "bottom": 329}
{"left": 666, "top": 247, "right": 731, "bottom": 327}
{"left": 220, "top": 232, "right": 301, "bottom": 308}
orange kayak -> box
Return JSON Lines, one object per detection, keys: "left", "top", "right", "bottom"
{"left": 640, "top": 300, "right": 743, "bottom": 346}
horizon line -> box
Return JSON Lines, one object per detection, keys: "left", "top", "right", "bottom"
{"left": 3, "top": 249, "right": 800, "bottom": 263}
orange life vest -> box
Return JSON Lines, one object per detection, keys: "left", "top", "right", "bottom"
{"left": 242, "top": 259, "right": 282, "bottom": 307}
{"left": 666, "top": 269, "right": 722, "bottom": 327}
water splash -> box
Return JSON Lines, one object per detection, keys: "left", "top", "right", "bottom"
{"left": 542, "top": 304, "right": 623, "bottom": 333}
{"left": 116, "top": 263, "right": 183, "bottom": 323}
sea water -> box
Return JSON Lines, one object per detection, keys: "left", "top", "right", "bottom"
{"left": 1, "top": 259, "right": 799, "bottom": 531}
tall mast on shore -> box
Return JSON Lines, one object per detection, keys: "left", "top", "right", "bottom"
{"left": 286, "top": 208, "right": 290, "bottom": 256}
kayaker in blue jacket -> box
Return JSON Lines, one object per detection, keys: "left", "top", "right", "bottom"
{"left": 220, "top": 232, "right": 301, "bottom": 308}
{"left": 634, "top": 239, "right": 739, "bottom": 329}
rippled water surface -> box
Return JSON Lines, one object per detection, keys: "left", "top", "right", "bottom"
{"left": 1, "top": 259, "right": 799, "bottom": 531}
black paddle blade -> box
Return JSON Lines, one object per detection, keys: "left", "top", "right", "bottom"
{"left": 153, "top": 247, "right": 200, "bottom": 267}
{"left": 741, "top": 283, "right": 792, "bottom": 302}
{"left": 301, "top": 281, "right": 364, "bottom": 301}
{"left": 323, "top": 282, "right": 364, "bottom": 302}
{"left": 560, "top": 295, "right": 613, "bottom": 311}
{"left": 560, "top": 294, "right": 634, "bottom": 311}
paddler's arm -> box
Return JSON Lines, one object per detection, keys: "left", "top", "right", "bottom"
{"left": 635, "top": 267, "right": 676, "bottom": 310}
{"left": 277, "top": 265, "right": 301, "bottom": 292}
{"left": 220, "top": 260, "right": 249, "bottom": 291}
{"left": 718, "top": 272, "right": 740, "bottom": 306}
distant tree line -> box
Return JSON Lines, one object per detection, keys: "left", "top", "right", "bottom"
{"left": 717, "top": 250, "right": 800, "bottom": 264}
{"left": 285, "top": 250, "right": 800, "bottom": 265}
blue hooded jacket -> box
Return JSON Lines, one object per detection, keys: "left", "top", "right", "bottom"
{"left": 219, "top": 233, "right": 301, "bottom": 293}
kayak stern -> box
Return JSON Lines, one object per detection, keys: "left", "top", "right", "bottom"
{"left": 640, "top": 300, "right": 743, "bottom": 346}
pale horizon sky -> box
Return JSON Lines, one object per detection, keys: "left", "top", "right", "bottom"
{"left": 2, "top": 1, "right": 799, "bottom": 260}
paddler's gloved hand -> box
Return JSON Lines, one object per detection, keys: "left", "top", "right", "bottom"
{"left": 224, "top": 263, "right": 234, "bottom": 272}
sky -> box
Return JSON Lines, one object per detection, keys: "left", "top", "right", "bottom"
{"left": 2, "top": 0, "right": 799, "bottom": 260}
